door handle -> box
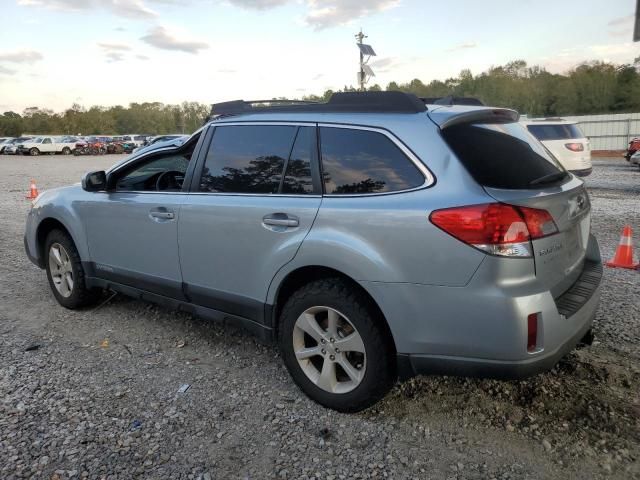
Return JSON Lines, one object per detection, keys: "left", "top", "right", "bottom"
{"left": 263, "top": 213, "right": 299, "bottom": 228}
{"left": 149, "top": 209, "right": 175, "bottom": 220}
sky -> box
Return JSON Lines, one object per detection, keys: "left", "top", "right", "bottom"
{"left": 0, "top": 0, "right": 638, "bottom": 113}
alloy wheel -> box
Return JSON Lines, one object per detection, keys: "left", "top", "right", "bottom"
{"left": 292, "top": 306, "right": 366, "bottom": 394}
{"left": 48, "top": 243, "right": 74, "bottom": 298}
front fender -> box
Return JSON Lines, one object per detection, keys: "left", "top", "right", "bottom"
{"left": 27, "top": 185, "right": 92, "bottom": 265}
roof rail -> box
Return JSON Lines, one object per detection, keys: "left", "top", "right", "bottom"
{"left": 208, "top": 91, "right": 427, "bottom": 120}
{"left": 421, "top": 96, "right": 485, "bottom": 106}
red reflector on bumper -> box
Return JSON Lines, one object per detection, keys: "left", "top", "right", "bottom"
{"left": 527, "top": 313, "right": 538, "bottom": 352}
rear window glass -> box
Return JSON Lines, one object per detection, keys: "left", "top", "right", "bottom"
{"left": 526, "top": 124, "right": 584, "bottom": 141}
{"left": 442, "top": 122, "right": 567, "bottom": 189}
{"left": 320, "top": 127, "right": 424, "bottom": 194}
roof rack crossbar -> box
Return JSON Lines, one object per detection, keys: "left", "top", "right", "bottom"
{"left": 209, "top": 91, "right": 428, "bottom": 119}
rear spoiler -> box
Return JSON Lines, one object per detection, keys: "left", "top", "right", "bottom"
{"left": 429, "top": 108, "right": 520, "bottom": 129}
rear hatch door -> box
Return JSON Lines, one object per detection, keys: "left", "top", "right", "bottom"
{"left": 433, "top": 109, "right": 591, "bottom": 296}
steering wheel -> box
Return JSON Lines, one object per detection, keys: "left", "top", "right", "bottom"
{"left": 155, "top": 170, "right": 183, "bottom": 191}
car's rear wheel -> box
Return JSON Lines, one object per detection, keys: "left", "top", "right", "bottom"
{"left": 62, "top": 147, "right": 71, "bottom": 155}
{"left": 278, "top": 278, "right": 395, "bottom": 412}
{"left": 45, "top": 229, "right": 100, "bottom": 309}
{"left": 29, "top": 148, "right": 39, "bottom": 156}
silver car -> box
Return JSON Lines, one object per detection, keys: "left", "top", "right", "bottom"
{"left": 25, "top": 92, "right": 602, "bottom": 412}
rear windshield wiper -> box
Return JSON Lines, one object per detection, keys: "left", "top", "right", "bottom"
{"left": 528, "top": 171, "right": 568, "bottom": 186}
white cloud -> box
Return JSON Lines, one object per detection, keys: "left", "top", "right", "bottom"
{"left": 18, "top": 0, "right": 158, "bottom": 19}
{"left": 105, "top": 52, "right": 125, "bottom": 62}
{"left": 0, "top": 50, "right": 44, "bottom": 63}
{"left": 369, "top": 57, "right": 405, "bottom": 74}
{"left": 445, "top": 42, "right": 477, "bottom": 53}
{"left": 607, "top": 14, "right": 634, "bottom": 27}
{"left": 0, "top": 65, "right": 17, "bottom": 75}
{"left": 141, "top": 26, "right": 209, "bottom": 53}
{"left": 304, "top": 0, "right": 399, "bottom": 29}
{"left": 98, "top": 42, "right": 132, "bottom": 51}
{"left": 226, "top": 0, "right": 289, "bottom": 9}
{"left": 607, "top": 13, "right": 635, "bottom": 38}
{"left": 538, "top": 42, "right": 640, "bottom": 73}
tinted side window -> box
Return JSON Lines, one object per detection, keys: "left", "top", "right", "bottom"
{"left": 319, "top": 127, "right": 424, "bottom": 194}
{"left": 200, "top": 125, "right": 296, "bottom": 194}
{"left": 282, "top": 127, "right": 314, "bottom": 194}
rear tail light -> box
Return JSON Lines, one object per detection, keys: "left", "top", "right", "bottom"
{"left": 564, "top": 142, "right": 584, "bottom": 152}
{"left": 527, "top": 313, "right": 539, "bottom": 352}
{"left": 429, "top": 203, "right": 558, "bottom": 258}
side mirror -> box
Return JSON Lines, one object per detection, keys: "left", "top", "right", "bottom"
{"left": 82, "top": 171, "right": 107, "bottom": 192}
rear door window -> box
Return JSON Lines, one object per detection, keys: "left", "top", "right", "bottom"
{"left": 526, "top": 124, "right": 584, "bottom": 141}
{"left": 199, "top": 125, "right": 297, "bottom": 194}
{"left": 319, "top": 127, "right": 425, "bottom": 194}
{"left": 442, "top": 122, "right": 568, "bottom": 189}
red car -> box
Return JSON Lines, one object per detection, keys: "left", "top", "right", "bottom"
{"left": 625, "top": 138, "right": 640, "bottom": 161}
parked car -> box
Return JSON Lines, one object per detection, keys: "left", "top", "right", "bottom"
{"left": 17, "top": 136, "right": 76, "bottom": 155}
{"left": 3, "top": 137, "right": 33, "bottom": 154}
{"left": 630, "top": 150, "right": 640, "bottom": 168}
{"left": 625, "top": 137, "right": 640, "bottom": 161}
{"left": 134, "top": 135, "right": 187, "bottom": 153}
{"left": 120, "top": 134, "right": 149, "bottom": 147}
{"left": 522, "top": 119, "right": 592, "bottom": 176}
{"left": 110, "top": 136, "right": 136, "bottom": 154}
{"left": 24, "top": 92, "right": 602, "bottom": 412}
{"left": 0, "top": 137, "right": 16, "bottom": 153}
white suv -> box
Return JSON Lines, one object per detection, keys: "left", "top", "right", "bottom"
{"left": 522, "top": 119, "right": 592, "bottom": 176}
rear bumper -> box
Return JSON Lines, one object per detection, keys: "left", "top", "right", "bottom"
{"left": 569, "top": 167, "right": 592, "bottom": 177}
{"left": 398, "top": 276, "right": 600, "bottom": 380}
{"left": 363, "top": 234, "right": 602, "bottom": 381}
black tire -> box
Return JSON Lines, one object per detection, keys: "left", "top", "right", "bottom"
{"left": 29, "top": 148, "right": 39, "bottom": 156}
{"left": 62, "top": 147, "right": 71, "bottom": 155}
{"left": 278, "top": 278, "right": 396, "bottom": 412}
{"left": 44, "top": 229, "right": 101, "bottom": 309}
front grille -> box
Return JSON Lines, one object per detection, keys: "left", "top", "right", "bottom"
{"left": 554, "top": 260, "right": 602, "bottom": 318}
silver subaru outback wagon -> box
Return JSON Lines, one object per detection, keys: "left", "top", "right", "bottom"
{"left": 25, "top": 92, "right": 602, "bottom": 412}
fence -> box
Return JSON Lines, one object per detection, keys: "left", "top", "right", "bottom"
{"left": 523, "top": 112, "right": 640, "bottom": 151}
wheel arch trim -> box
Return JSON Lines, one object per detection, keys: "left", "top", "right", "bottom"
{"left": 32, "top": 209, "right": 90, "bottom": 267}
{"left": 267, "top": 264, "right": 399, "bottom": 353}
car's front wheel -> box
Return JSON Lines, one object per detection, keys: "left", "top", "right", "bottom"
{"left": 278, "top": 278, "right": 395, "bottom": 412}
{"left": 29, "top": 148, "right": 39, "bottom": 156}
{"left": 44, "top": 229, "right": 100, "bottom": 309}
{"left": 62, "top": 147, "right": 71, "bottom": 155}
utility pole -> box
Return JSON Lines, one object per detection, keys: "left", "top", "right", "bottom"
{"left": 356, "top": 29, "right": 366, "bottom": 91}
{"left": 355, "top": 30, "right": 376, "bottom": 91}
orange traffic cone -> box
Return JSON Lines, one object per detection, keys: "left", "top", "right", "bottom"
{"left": 605, "top": 226, "right": 639, "bottom": 270}
{"left": 25, "top": 179, "right": 39, "bottom": 200}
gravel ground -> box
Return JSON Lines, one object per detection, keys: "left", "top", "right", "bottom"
{"left": 0, "top": 155, "right": 638, "bottom": 480}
